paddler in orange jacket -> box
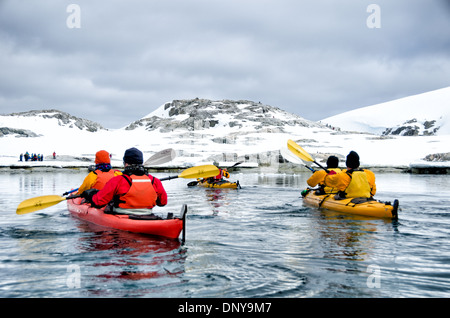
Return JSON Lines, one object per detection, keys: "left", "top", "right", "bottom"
{"left": 307, "top": 155, "right": 341, "bottom": 194}
{"left": 324, "top": 151, "right": 376, "bottom": 199}
{"left": 77, "top": 150, "right": 122, "bottom": 194}
{"left": 81, "top": 147, "right": 167, "bottom": 215}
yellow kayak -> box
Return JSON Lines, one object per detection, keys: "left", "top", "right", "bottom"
{"left": 301, "top": 188, "right": 399, "bottom": 219}
{"left": 188, "top": 179, "right": 241, "bottom": 189}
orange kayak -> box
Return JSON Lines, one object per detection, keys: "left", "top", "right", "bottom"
{"left": 67, "top": 197, "right": 186, "bottom": 240}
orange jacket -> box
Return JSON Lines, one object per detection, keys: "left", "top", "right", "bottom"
{"left": 91, "top": 173, "right": 167, "bottom": 209}
{"left": 117, "top": 175, "right": 158, "bottom": 209}
{"left": 78, "top": 169, "right": 122, "bottom": 194}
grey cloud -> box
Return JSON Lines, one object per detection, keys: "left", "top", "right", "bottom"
{"left": 1, "top": 0, "right": 449, "bottom": 128}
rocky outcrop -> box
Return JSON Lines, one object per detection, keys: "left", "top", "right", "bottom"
{"left": 424, "top": 152, "right": 450, "bottom": 162}
{"left": 0, "top": 127, "right": 40, "bottom": 138}
{"left": 382, "top": 118, "right": 440, "bottom": 136}
{"left": 5, "top": 109, "right": 106, "bottom": 132}
{"left": 125, "top": 99, "right": 323, "bottom": 132}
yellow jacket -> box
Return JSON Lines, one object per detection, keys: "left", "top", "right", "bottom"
{"left": 307, "top": 168, "right": 341, "bottom": 193}
{"left": 324, "top": 168, "right": 376, "bottom": 198}
{"left": 78, "top": 169, "right": 122, "bottom": 194}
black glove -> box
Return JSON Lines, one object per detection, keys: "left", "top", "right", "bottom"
{"left": 81, "top": 188, "right": 99, "bottom": 203}
{"left": 334, "top": 191, "right": 346, "bottom": 200}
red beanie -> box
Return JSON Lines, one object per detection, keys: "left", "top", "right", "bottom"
{"left": 95, "top": 150, "right": 110, "bottom": 164}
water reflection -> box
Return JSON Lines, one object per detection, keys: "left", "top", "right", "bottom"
{"left": 204, "top": 188, "right": 232, "bottom": 215}
{"left": 18, "top": 174, "right": 44, "bottom": 194}
{"left": 257, "top": 174, "right": 304, "bottom": 188}
{"left": 312, "top": 210, "right": 396, "bottom": 262}
{"left": 73, "top": 221, "right": 186, "bottom": 296}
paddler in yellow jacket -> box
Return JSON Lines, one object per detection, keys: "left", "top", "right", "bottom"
{"left": 307, "top": 155, "right": 341, "bottom": 194}
{"left": 77, "top": 150, "right": 122, "bottom": 194}
{"left": 324, "top": 151, "right": 376, "bottom": 200}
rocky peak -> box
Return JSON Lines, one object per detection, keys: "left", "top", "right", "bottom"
{"left": 125, "top": 98, "right": 322, "bottom": 132}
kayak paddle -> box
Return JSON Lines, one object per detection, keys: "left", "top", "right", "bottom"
{"left": 287, "top": 139, "right": 328, "bottom": 172}
{"left": 62, "top": 188, "right": 79, "bottom": 196}
{"left": 225, "top": 161, "right": 243, "bottom": 172}
{"left": 87, "top": 148, "right": 176, "bottom": 171}
{"left": 144, "top": 148, "right": 176, "bottom": 167}
{"left": 159, "top": 164, "right": 220, "bottom": 181}
{"left": 186, "top": 161, "right": 242, "bottom": 186}
{"left": 280, "top": 146, "right": 315, "bottom": 172}
{"left": 16, "top": 194, "right": 80, "bottom": 215}
{"left": 16, "top": 164, "right": 218, "bottom": 215}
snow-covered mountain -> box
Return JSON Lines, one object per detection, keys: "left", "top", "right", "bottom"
{"left": 322, "top": 87, "right": 450, "bottom": 136}
{"left": 118, "top": 99, "right": 329, "bottom": 168}
{"left": 0, "top": 93, "right": 449, "bottom": 171}
{"left": 125, "top": 99, "right": 322, "bottom": 132}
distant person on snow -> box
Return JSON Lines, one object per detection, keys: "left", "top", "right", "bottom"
{"left": 324, "top": 151, "right": 376, "bottom": 200}
{"left": 307, "top": 155, "right": 341, "bottom": 194}
{"left": 81, "top": 147, "right": 167, "bottom": 216}
{"left": 77, "top": 150, "right": 122, "bottom": 195}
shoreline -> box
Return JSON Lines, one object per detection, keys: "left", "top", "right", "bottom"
{"left": 1, "top": 161, "right": 449, "bottom": 174}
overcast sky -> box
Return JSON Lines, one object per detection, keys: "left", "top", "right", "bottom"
{"left": 1, "top": 0, "right": 449, "bottom": 128}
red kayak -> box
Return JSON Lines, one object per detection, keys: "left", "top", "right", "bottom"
{"left": 67, "top": 197, "right": 186, "bottom": 240}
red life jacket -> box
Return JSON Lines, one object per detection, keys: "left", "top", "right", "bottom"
{"left": 117, "top": 174, "right": 157, "bottom": 209}
{"left": 213, "top": 169, "right": 229, "bottom": 180}
{"left": 92, "top": 169, "right": 116, "bottom": 190}
{"left": 213, "top": 171, "right": 222, "bottom": 180}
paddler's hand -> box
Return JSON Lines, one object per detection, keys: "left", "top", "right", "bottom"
{"left": 81, "top": 188, "right": 99, "bottom": 203}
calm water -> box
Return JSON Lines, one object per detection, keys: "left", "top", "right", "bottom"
{"left": 1, "top": 169, "right": 449, "bottom": 298}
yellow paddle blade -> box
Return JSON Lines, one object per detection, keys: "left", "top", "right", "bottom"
{"left": 178, "top": 165, "right": 220, "bottom": 179}
{"left": 287, "top": 139, "right": 314, "bottom": 162}
{"left": 16, "top": 195, "right": 67, "bottom": 215}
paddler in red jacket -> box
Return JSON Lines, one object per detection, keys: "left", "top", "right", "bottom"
{"left": 81, "top": 147, "right": 167, "bottom": 215}
{"left": 201, "top": 161, "right": 230, "bottom": 184}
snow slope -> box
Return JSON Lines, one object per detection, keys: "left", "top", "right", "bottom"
{"left": 322, "top": 87, "right": 450, "bottom": 136}
{"left": 1, "top": 92, "right": 449, "bottom": 170}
